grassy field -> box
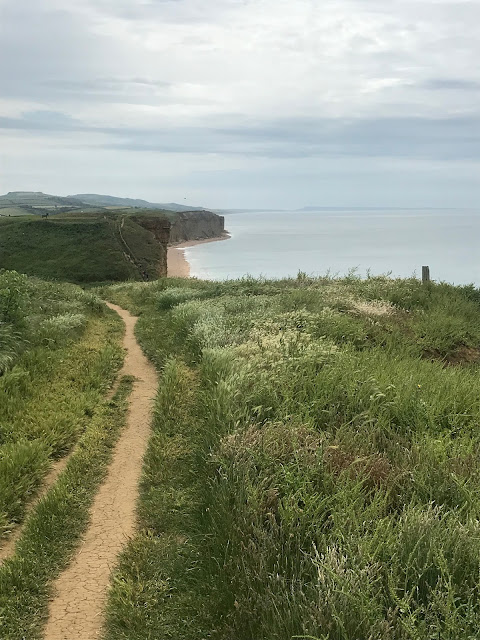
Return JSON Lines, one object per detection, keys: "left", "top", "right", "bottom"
{"left": 0, "top": 207, "right": 35, "bottom": 217}
{"left": 102, "top": 274, "right": 480, "bottom": 640}
{"left": 0, "top": 212, "right": 167, "bottom": 284}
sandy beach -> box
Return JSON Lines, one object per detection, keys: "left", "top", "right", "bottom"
{"left": 167, "top": 233, "right": 230, "bottom": 278}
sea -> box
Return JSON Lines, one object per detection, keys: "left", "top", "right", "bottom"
{"left": 185, "top": 209, "right": 480, "bottom": 286}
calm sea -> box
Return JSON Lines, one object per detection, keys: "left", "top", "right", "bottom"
{"left": 185, "top": 209, "right": 480, "bottom": 285}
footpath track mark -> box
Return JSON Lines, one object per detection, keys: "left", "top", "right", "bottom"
{"left": 44, "top": 303, "right": 158, "bottom": 640}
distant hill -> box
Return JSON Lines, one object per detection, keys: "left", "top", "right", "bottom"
{"left": 0, "top": 191, "right": 85, "bottom": 209}
{"left": 0, "top": 191, "right": 206, "bottom": 215}
{"left": 71, "top": 194, "right": 205, "bottom": 212}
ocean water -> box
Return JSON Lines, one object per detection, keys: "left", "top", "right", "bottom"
{"left": 185, "top": 209, "right": 480, "bottom": 285}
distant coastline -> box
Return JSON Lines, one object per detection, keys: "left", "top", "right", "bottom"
{"left": 167, "top": 233, "right": 231, "bottom": 278}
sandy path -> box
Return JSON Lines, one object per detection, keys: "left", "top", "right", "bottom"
{"left": 43, "top": 303, "right": 158, "bottom": 640}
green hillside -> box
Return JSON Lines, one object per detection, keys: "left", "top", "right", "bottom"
{"left": 0, "top": 212, "right": 167, "bottom": 284}
{"left": 0, "top": 191, "right": 85, "bottom": 209}
{"left": 71, "top": 193, "right": 205, "bottom": 211}
{"left": 102, "top": 275, "right": 480, "bottom": 640}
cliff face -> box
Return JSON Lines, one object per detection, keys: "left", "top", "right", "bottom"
{"left": 131, "top": 216, "right": 171, "bottom": 276}
{"left": 169, "top": 211, "right": 225, "bottom": 244}
{"left": 133, "top": 217, "right": 171, "bottom": 244}
{"left": 133, "top": 210, "right": 225, "bottom": 277}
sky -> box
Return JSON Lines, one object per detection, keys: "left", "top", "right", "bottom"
{"left": 1, "top": 0, "right": 479, "bottom": 209}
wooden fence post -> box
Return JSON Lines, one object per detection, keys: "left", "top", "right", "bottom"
{"left": 422, "top": 266, "right": 430, "bottom": 284}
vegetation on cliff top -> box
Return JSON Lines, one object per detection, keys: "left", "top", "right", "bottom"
{"left": 102, "top": 274, "right": 480, "bottom": 640}
{"left": 0, "top": 207, "right": 224, "bottom": 284}
{"left": 0, "top": 212, "right": 167, "bottom": 284}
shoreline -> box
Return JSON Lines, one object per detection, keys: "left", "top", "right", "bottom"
{"left": 167, "top": 232, "right": 231, "bottom": 278}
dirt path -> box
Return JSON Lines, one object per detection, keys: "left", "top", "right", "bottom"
{"left": 43, "top": 303, "right": 158, "bottom": 640}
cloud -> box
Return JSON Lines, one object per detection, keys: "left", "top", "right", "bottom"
{"left": 4, "top": 108, "right": 479, "bottom": 168}
{"left": 0, "top": 110, "right": 82, "bottom": 132}
{"left": 422, "top": 78, "right": 480, "bottom": 91}
{"left": 1, "top": 0, "right": 480, "bottom": 206}
{"left": 105, "top": 114, "right": 480, "bottom": 162}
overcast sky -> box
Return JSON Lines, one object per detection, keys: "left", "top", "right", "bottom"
{"left": 1, "top": 0, "right": 479, "bottom": 208}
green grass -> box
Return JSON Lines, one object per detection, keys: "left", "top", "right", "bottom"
{"left": 0, "top": 212, "right": 166, "bottom": 284}
{"left": 0, "top": 376, "right": 133, "bottom": 639}
{"left": 0, "top": 207, "right": 34, "bottom": 217}
{"left": 0, "top": 270, "right": 123, "bottom": 539}
{"left": 102, "top": 274, "right": 480, "bottom": 640}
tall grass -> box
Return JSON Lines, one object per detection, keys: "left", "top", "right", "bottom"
{"left": 0, "top": 270, "right": 123, "bottom": 539}
{"left": 0, "top": 377, "right": 133, "bottom": 639}
{"left": 104, "top": 275, "right": 480, "bottom": 639}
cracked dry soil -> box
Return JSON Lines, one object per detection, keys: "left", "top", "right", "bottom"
{"left": 43, "top": 302, "right": 158, "bottom": 640}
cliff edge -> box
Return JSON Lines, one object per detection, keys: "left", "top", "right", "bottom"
{"left": 133, "top": 210, "right": 226, "bottom": 277}
{"left": 169, "top": 210, "right": 225, "bottom": 244}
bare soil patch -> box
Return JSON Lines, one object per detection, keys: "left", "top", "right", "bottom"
{"left": 423, "top": 345, "right": 480, "bottom": 366}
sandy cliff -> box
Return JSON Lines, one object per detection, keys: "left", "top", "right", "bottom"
{"left": 133, "top": 210, "right": 226, "bottom": 277}
{"left": 169, "top": 211, "right": 225, "bottom": 244}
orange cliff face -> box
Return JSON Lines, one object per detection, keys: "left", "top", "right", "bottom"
{"left": 132, "top": 211, "right": 225, "bottom": 277}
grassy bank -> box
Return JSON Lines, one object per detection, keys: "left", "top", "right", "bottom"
{"left": 0, "top": 212, "right": 165, "bottom": 284}
{"left": 103, "top": 275, "right": 480, "bottom": 640}
{"left": 0, "top": 377, "right": 133, "bottom": 639}
{"left": 0, "top": 270, "right": 123, "bottom": 540}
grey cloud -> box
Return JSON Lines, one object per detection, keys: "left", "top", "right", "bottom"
{"left": 0, "top": 110, "right": 82, "bottom": 132}
{"left": 2, "top": 0, "right": 480, "bottom": 207}
{"left": 40, "top": 78, "right": 171, "bottom": 93}
{"left": 33, "top": 77, "right": 175, "bottom": 105}
{"left": 104, "top": 115, "right": 480, "bottom": 161}
{"left": 0, "top": 2, "right": 200, "bottom": 106}
{"left": 0, "top": 2, "right": 139, "bottom": 104}
{"left": 422, "top": 78, "right": 480, "bottom": 91}
{"left": 3, "top": 109, "right": 479, "bottom": 162}
{"left": 2, "top": 108, "right": 479, "bottom": 162}
{"left": 86, "top": 0, "right": 248, "bottom": 24}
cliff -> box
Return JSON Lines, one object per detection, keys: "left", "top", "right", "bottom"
{"left": 130, "top": 215, "right": 171, "bottom": 277}
{"left": 168, "top": 211, "right": 225, "bottom": 244}
{"left": 132, "top": 210, "right": 225, "bottom": 277}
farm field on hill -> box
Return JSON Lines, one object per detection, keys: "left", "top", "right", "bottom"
{"left": 0, "top": 207, "right": 34, "bottom": 217}
{"left": 102, "top": 274, "right": 480, "bottom": 640}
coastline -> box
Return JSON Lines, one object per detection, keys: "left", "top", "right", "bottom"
{"left": 167, "top": 233, "right": 231, "bottom": 278}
